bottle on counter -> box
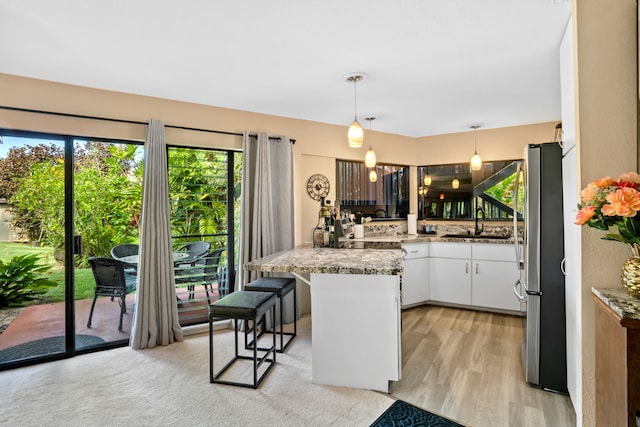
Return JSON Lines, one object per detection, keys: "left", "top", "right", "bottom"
{"left": 313, "top": 197, "right": 328, "bottom": 248}
{"left": 323, "top": 200, "right": 332, "bottom": 247}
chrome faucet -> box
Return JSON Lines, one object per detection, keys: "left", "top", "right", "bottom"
{"left": 474, "top": 207, "right": 485, "bottom": 235}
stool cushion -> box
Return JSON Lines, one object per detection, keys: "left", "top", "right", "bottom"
{"left": 209, "top": 291, "right": 276, "bottom": 320}
{"left": 244, "top": 278, "right": 295, "bottom": 297}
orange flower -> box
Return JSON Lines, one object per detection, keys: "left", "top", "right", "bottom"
{"left": 593, "top": 177, "right": 616, "bottom": 188}
{"left": 618, "top": 171, "right": 640, "bottom": 184}
{"left": 580, "top": 184, "right": 599, "bottom": 203}
{"left": 575, "top": 206, "right": 596, "bottom": 225}
{"left": 601, "top": 187, "right": 640, "bottom": 217}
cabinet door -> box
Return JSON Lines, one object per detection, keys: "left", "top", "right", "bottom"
{"left": 402, "top": 258, "right": 429, "bottom": 307}
{"left": 429, "top": 257, "right": 471, "bottom": 305}
{"left": 472, "top": 260, "right": 521, "bottom": 311}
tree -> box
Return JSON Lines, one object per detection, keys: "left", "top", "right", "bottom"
{"left": 168, "top": 148, "right": 229, "bottom": 245}
{"left": 0, "top": 143, "right": 63, "bottom": 199}
{"left": 10, "top": 142, "right": 143, "bottom": 265}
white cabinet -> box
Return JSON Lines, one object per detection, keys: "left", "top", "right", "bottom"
{"left": 471, "top": 260, "right": 521, "bottom": 311}
{"left": 401, "top": 243, "right": 429, "bottom": 307}
{"left": 429, "top": 243, "right": 472, "bottom": 305}
{"left": 428, "top": 242, "right": 522, "bottom": 312}
{"left": 429, "top": 257, "right": 471, "bottom": 305}
{"left": 472, "top": 244, "right": 521, "bottom": 312}
{"left": 310, "top": 272, "right": 401, "bottom": 392}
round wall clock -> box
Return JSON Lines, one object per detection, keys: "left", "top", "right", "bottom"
{"left": 306, "top": 174, "right": 330, "bottom": 201}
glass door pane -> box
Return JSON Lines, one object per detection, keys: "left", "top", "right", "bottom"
{"left": 0, "top": 134, "right": 69, "bottom": 365}
{"left": 73, "top": 140, "right": 143, "bottom": 346}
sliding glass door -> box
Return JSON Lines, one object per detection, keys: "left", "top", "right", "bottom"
{"left": 0, "top": 129, "right": 240, "bottom": 369}
{"left": 0, "top": 130, "right": 144, "bottom": 369}
{"left": 0, "top": 132, "right": 70, "bottom": 367}
{"left": 72, "top": 139, "right": 143, "bottom": 346}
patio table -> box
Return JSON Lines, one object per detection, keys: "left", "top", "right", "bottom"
{"left": 118, "top": 252, "right": 189, "bottom": 265}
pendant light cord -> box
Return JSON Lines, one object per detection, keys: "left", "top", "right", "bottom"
{"left": 353, "top": 79, "right": 358, "bottom": 120}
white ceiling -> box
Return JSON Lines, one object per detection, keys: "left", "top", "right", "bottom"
{"left": 0, "top": 0, "right": 572, "bottom": 138}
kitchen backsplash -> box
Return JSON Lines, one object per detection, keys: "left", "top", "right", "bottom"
{"left": 362, "top": 220, "right": 523, "bottom": 238}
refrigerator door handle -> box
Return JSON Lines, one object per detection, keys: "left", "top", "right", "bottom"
{"left": 513, "top": 279, "right": 527, "bottom": 302}
{"left": 522, "top": 281, "right": 543, "bottom": 296}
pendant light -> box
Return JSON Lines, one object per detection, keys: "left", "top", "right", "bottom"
{"left": 346, "top": 73, "right": 365, "bottom": 148}
{"left": 452, "top": 177, "right": 460, "bottom": 189}
{"left": 423, "top": 168, "right": 432, "bottom": 186}
{"left": 470, "top": 125, "right": 482, "bottom": 171}
{"left": 364, "top": 117, "right": 377, "bottom": 167}
{"left": 369, "top": 169, "right": 377, "bottom": 182}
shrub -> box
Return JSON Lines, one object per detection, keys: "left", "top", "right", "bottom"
{"left": 0, "top": 254, "right": 57, "bottom": 307}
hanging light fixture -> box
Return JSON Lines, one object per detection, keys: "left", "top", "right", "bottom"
{"left": 364, "top": 117, "right": 377, "bottom": 167}
{"left": 470, "top": 124, "right": 482, "bottom": 171}
{"left": 346, "top": 73, "right": 365, "bottom": 148}
{"left": 423, "top": 168, "right": 432, "bottom": 186}
{"left": 452, "top": 177, "right": 460, "bottom": 189}
{"left": 369, "top": 169, "right": 378, "bottom": 182}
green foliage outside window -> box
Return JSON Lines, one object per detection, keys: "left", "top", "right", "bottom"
{"left": 0, "top": 254, "right": 56, "bottom": 307}
{"left": 10, "top": 142, "right": 143, "bottom": 266}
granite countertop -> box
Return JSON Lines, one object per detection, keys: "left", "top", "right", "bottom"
{"left": 245, "top": 246, "right": 403, "bottom": 276}
{"left": 244, "top": 232, "right": 518, "bottom": 276}
{"left": 592, "top": 288, "right": 640, "bottom": 321}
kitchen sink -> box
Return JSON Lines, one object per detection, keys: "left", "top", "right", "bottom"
{"left": 442, "top": 233, "right": 510, "bottom": 240}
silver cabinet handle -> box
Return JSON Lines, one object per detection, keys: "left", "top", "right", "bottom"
{"left": 560, "top": 258, "right": 567, "bottom": 276}
{"left": 465, "top": 263, "right": 469, "bottom": 274}
{"left": 475, "top": 263, "right": 478, "bottom": 274}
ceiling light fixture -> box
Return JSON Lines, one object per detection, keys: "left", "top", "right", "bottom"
{"left": 346, "top": 73, "right": 365, "bottom": 148}
{"left": 470, "top": 124, "right": 482, "bottom": 171}
{"left": 364, "top": 117, "right": 377, "bottom": 167}
{"left": 370, "top": 169, "right": 377, "bottom": 182}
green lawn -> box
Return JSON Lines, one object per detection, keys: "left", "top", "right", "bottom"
{"left": 0, "top": 242, "right": 95, "bottom": 302}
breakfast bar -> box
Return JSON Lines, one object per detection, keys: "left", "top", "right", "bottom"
{"left": 245, "top": 246, "right": 403, "bottom": 392}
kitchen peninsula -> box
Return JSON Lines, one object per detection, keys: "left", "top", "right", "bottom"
{"left": 245, "top": 231, "right": 519, "bottom": 392}
{"left": 245, "top": 246, "right": 403, "bottom": 392}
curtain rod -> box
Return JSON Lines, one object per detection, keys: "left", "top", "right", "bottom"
{"left": 0, "top": 105, "right": 295, "bottom": 143}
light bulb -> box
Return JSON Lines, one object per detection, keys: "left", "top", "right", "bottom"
{"left": 470, "top": 152, "right": 482, "bottom": 171}
{"left": 365, "top": 146, "right": 376, "bottom": 167}
{"left": 423, "top": 174, "right": 432, "bottom": 186}
{"left": 452, "top": 178, "right": 460, "bottom": 189}
{"left": 348, "top": 120, "right": 364, "bottom": 148}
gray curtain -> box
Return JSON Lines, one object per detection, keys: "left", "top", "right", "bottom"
{"left": 130, "top": 119, "right": 184, "bottom": 349}
{"left": 237, "top": 132, "right": 295, "bottom": 321}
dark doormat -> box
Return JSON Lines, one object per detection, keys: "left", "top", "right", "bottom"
{"left": 370, "top": 399, "right": 465, "bottom": 427}
{"left": 0, "top": 335, "right": 105, "bottom": 362}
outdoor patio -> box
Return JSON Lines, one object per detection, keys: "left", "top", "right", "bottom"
{"left": 0, "top": 284, "right": 217, "bottom": 356}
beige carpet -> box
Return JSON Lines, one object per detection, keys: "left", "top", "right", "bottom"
{"left": 1, "top": 315, "right": 395, "bottom": 426}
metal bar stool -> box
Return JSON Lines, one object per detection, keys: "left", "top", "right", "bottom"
{"left": 209, "top": 291, "right": 277, "bottom": 388}
{"left": 244, "top": 277, "right": 297, "bottom": 353}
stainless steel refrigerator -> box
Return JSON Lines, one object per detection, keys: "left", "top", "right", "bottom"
{"left": 513, "top": 142, "right": 567, "bottom": 394}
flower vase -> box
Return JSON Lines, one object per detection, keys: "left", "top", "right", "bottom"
{"left": 621, "top": 244, "right": 640, "bottom": 298}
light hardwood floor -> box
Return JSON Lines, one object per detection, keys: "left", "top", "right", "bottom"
{"left": 390, "top": 305, "right": 576, "bottom": 427}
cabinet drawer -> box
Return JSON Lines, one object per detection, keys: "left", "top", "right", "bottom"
{"left": 472, "top": 243, "right": 516, "bottom": 261}
{"left": 402, "top": 243, "right": 429, "bottom": 259}
{"left": 429, "top": 242, "right": 471, "bottom": 259}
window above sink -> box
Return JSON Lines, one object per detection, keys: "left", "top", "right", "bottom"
{"left": 418, "top": 160, "right": 523, "bottom": 221}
